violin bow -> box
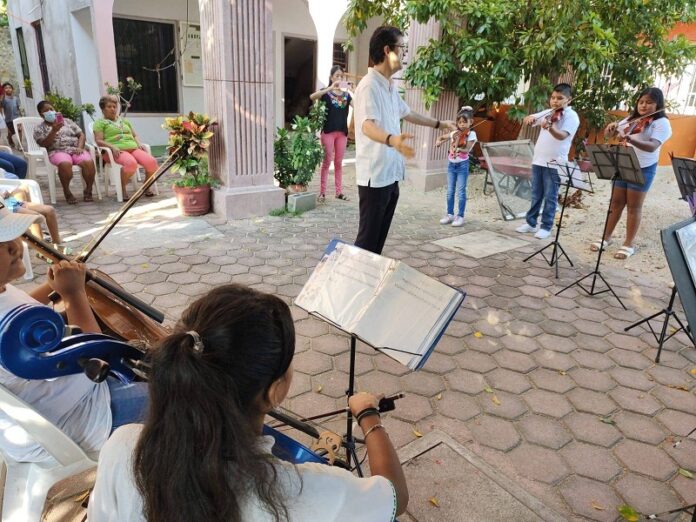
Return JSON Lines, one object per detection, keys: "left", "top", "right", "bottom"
{"left": 75, "top": 146, "right": 183, "bottom": 263}
{"left": 616, "top": 108, "right": 665, "bottom": 130}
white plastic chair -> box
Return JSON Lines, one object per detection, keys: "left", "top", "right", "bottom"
{"left": 86, "top": 121, "right": 159, "bottom": 203}
{"left": 0, "top": 176, "right": 43, "bottom": 281}
{"left": 13, "top": 117, "right": 102, "bottom": 204}
{"left": 0, "top": 384, "right": 97, "bottom": 522}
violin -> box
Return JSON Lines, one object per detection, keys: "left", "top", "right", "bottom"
{"left": 627, "top": 116, "right": 653, "bottom": 136}
{"left": 23, "top": 149, "right": 183, "bottom": 345}
{"left": 546, "top": 107, "right": 563, "bottom": 124}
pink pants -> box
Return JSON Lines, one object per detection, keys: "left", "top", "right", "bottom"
{"left": 106, "top": 149, "right": 158, "bottom": 176}
{"left": 49, "top": 150, "right": 92, "bottom": 166}
{"left": 320, "top": 131, "right": 347, "bottom": 196}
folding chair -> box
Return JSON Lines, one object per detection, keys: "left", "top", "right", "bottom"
{"left": 0, "top": 384, "right": 97, "bottom": 522}
{"left": 13, "top": 117, "right": 102, "bottom": 204}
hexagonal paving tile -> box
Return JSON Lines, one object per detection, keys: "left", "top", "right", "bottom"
{"left": 559, "top": 475, "right": 623, "bottom": 522}
{"left": 560, "top": 442, "right": 622, "bottom": 482}
{"left": 647, "top": 365, "right": 694, "bottom": 389}
{"left": 420, "top": 352, "right": 456, "bottom": 374}
{"left": 485, "top": 368, "right": 532, "bottom": 394}
{"left": 607, "top": 348, "right": 652, "bottom": 370}
{"left": 294, "top": 319, "right": 329, "bottom": 338}
{"left": 665, "top": 438, "right": 696, "bottom": 471}
{"left": 399, "top": 372, "right": 445, "bottom": 397}
{"left": 657, "top": 409, "right": 696, "bottom": 436}
{"left": 609, "top": 367, "right": 656, "bottom": 391}
{"left": 391, "top": 394, "right": 433, "bottom": 423}
{"left": 528, "top": 368, "right": 576, "bottom": 393}
{"left": 614, "top": 440, "right": 677, "bottom": 480}
{"left": 524, "top": 389, "right": 573, "bottom": 418}
{"left": 478, "top": 391, "right": 528, "bottom": 420}
{"left": 610, "top": 386, "right": 663, "bottom": 416}
{"left": 564, "top": 412, "right": 622, "bottom": 447}
{"left": 467, "top": 414, "right": 521, "bottom": 451}
{"left": 569, "top": 367, "right": 616, "bottom": 392}
{"left": 311, "top": 370, "right": 351, "bottom": 398}
{"left": 311, "top": 334, "right": 350, "bottom": 356}
{"left": 454, "top": 350, "right": 497, "bottom": 373}
{"left": 572, "top": 349, "right": 615, "bottom": 371}
{"left": 508, "top": 444, "right": 570, "bottom": 484}
{"left": 517, "top": 414, "right": 572, "bottom": 449}
{"left": 652, "top": 386, "right": 696, "bottom": 413}
{"left": 436, "top": 391, "right": 480, "bottom": 421}
{"left": 533, "top": 350, "right": 576, "bottom": 372}
{"left": 492, "top": 350, "right": 537, "bottom": 373}
{"left": 614, "top": 411, "right": 666, "bottom": 444}
{"left": 537, "top": 333, "right": 577, "bottom": 354}
{"left": 615, "top": 473, "right": 682, "bottom": 515}
{"left": 447, "top": 369, "right": 488, "bottom": 395}
{"left": 567, "top": 388, "right": 618, "bottom": 416}
{"left": 357, "top": 371, "right": 402, "bottom": 397}
{"left": 574, "top": 333, "right": 612, "bottom": 353}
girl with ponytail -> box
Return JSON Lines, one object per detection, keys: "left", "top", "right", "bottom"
{"left": 89, "top": 284, "right": 407, "bottom": 521}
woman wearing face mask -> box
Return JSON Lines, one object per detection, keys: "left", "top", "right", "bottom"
{"left": 33, "top": 101, "right": 96, "bottom": 204}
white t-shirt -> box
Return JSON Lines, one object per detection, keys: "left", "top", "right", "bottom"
{"left": 0, "top": 284, "right": 111, "bottom": 463}
{"left": 530, "top": 107, "right": 580, "bottom": 167}
{"left": 354, "top": 68, "right": 411, "bottom": 188}
{"left": 448, "top": 129, "right": 478, "bottom": 163}
{"left": 617, "top": 116, "right": 672, "bottom": 168}
{"left": 89, "top": 424, "right": 397, "bottom": 522}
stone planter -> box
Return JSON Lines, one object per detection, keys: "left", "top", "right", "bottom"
{"left": 172, "top": 184, "right": 211, "bottom": 216}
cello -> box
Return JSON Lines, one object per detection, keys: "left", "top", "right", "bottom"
{"left": 21, "top": 148, "right": 183, "bottom": 345}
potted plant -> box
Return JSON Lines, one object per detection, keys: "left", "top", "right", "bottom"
{"left": 273, "top": 100, "right": 326, "bottom": 193}
{"left": 163, "top": 112, "right": 218, "bottom": 216}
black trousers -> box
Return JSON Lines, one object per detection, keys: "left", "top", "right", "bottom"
{"left": 354, "top": 181, "right": 399, "bottom": 255}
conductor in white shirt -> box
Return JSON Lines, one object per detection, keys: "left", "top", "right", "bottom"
{"left": 353, "top": 26, "right": 455, "bottom": 254}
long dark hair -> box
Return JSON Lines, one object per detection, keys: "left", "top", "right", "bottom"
{"left": 629, "top": 87, "right": 666, "bottom": 121}
{"left": 329, "top": 65, "right": 344, "bottom": 86}
{"left": 133, "top": 284, "right": 296, "bottom": 522}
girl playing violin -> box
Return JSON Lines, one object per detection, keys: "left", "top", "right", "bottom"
{"left": 591, "top": 87, "right": 672, "bottom": 259}
{"left": 89, "top": 284, "right": 408, "bottom": 522}
{"left": 436, "top": 106, "right": 477, "bottom": 227}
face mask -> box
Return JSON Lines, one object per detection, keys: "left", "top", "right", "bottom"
{"left": 43, "top": 111, "right": 57, "bottom": 123}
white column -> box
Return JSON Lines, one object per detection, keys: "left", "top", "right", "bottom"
{"left": 199, "top": 0, "right": 285, "bottom": 220}
{"left": 308, "top": 0, "right": 348, "bottom": 89}
{"left": 91, "top": 0, "right": 119, "bottom": 90}
{"left": 402, "top": 19, "right": 458, "bottom": 192}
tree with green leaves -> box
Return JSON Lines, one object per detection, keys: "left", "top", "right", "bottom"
{"left": 345, "top": 0, "right": 696, "bottom": 128}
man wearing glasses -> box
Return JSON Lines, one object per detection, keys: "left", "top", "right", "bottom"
{"left": 353, "top": 26, "right": 455, "bottom": 254}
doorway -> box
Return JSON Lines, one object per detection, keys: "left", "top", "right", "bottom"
{"left": 284, "top": 36, "right": 316, "bottom": 126}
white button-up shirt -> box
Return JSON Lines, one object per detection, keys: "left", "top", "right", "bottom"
{"left": 354, "top": 68, "right": 411, "bottom": 188}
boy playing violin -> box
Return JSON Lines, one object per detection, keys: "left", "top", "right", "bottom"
{"left": 516, "top": 83, "right": 580, "bottom": 240}
{"left": 0, "top": 203, "right": 147, "bottom": 463}
{"left": 591, "top": 87, "right": 671, "bottom": 259}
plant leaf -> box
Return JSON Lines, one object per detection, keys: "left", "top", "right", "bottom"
{"left": 689, "top": 368, "right": 696, "bottom": 376}
{"left": 436, "top": 393, "right": 442, "bottom": 400}
{"left": 600, "top": 416, "right": 616, "bottom": 425}
{"left": 473, "top": 331, "right": 483, "bottom": 338}
{"left": 429, "top": 497, "right": 440, "bottom": 507}
{"left": 413, "top": 429, "right": 423, "bottom": 438}
{"left": 618, "top": 504, "right": 639, "bottom": 521}
{"left": 679, "top": 468, "right": 694, "bottom": 479}
{"left": 491, "top": 394, "right": 501, "bottom": 406}
{"left": 484, "top": 386, "right": 494, "bottom": 393}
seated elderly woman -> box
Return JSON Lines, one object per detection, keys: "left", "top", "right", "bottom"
{"left": 93, "top": 95, "right": 158, "bottom": 200}
{"left": 33, "top": 101, "right": 97, "bottom": 204}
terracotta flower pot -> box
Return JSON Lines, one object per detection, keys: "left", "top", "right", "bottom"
{"left": 287, "top": 184, "right": 308, "bottom": 193}
{"left": 577, "top": 159, "right": 593, "bottom": 172}
{"left": 173, "top": 184, "right": 211, "bottom": 216}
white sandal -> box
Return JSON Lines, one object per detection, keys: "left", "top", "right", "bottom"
{"left": 590, "top": 239, "right": 613, "bottom": 252}
{"left": 614, "top": 245, "right": 635, "bottom": 259}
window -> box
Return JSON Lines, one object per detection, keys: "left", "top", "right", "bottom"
{"left": 333, "top": 42, "right": 348, "bottom": 70}
{"left": 32, "top": 22, "right": 50, "bottom": 94}
{"left": 113, "top": 18, "right": 178, "bottom": 113}
{"left": 15, "top": 28, "right": 32, "bottom": 98}
{"left": 686, "top": 68, "right": 696, "bottom": 110}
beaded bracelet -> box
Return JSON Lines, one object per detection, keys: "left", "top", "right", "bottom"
{"left": 355, "top": 407, "right": 380, "bottom": 424}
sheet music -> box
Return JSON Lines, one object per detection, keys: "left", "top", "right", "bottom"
{"left": 551, "top": 160, "right": 592, "bottom": 191}
{"left": 294, "top": 243, "right": 395, "bottom": 331}
{"left": 352, "top": 263, "right": 461, "bottom": 369}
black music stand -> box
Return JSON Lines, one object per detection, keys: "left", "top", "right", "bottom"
{"left": 523, "top": 161, "right": 592, "bottom": 278}
{"left": 671, "top": 155, "right": 696, "bottom": 217}
{"left": 556, "top": 144, "right": 643, "bottom": 309}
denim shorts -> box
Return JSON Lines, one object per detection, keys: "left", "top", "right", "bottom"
{"left": 5, "top": 197, "right": 24, "bottom": 212}
{"left": 613, "top": 162, "right": 657, "bottom": 193}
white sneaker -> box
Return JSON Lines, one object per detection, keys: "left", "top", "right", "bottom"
{"left": 515, "top": 223, "right": 537, "bottom": 233}
{"left": 534, "top": 228, "right": 552, "bottom": 239}
{"left": 452, "top": 216, "right": 464, "bottom": 227}
{"left": 440, "top": 214, "right": 454, "bottom": 224}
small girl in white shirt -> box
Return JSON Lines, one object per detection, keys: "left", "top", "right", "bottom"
{"left": 436, "top": 106, "right": 477, "bottom": 227}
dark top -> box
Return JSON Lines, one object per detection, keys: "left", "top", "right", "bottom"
{"left": 321, "top": 91, "right": 352, "bottom": 135}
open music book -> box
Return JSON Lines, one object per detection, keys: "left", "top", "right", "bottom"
{"left": 295, "top": 240, "right": 466, "bottom": 370}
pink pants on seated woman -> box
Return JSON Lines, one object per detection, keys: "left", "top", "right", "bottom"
{"left": 49, "top": 151, "right": 92, "bottom": 166}
{"left": 105, "top": 149, "right": 158, "bottom": 176}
